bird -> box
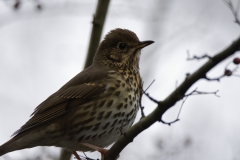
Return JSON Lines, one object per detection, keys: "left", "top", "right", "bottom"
{"left": 0, "top": 28, "right": 154, "bottom": 160}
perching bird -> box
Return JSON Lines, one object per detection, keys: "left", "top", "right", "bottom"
{"left": 0, "top": 28, "right": 154, "bottom": 159}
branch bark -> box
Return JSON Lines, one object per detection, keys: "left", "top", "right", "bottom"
{"left": 104, "top": 36, "right": 240, "bottom": 160}
{"left": 59, "top": 0, "right": 110, "bottom": 160}
{"left": 84, "top": 0, "right": 110, "bottom": 68}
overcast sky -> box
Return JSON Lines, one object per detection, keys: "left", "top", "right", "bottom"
{"left": 0, "top": 0, "right": 240, "bottom": 160}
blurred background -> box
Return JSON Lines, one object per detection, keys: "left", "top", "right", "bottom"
{"left": 0, "top": 0, "right": 240, "bottom": 160}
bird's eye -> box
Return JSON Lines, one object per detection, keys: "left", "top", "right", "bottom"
{"left": 117, "top": 42, "right": 126, "bottom": 50}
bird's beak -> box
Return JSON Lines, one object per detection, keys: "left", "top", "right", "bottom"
{"left": 135, "top": 40, "right": 154, "bottom": 49}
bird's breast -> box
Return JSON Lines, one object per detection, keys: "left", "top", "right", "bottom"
{"left": 103, "top": 69, "right": 142, "bottom": 128}
{"left": 61, "top": 69, "right": 143, "bottom": 150}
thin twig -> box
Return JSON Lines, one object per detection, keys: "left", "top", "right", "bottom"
{"left": 224, "top": 0, "right": 240, "bottom": 26}
{"left": 205, "top": 75, "right": 224, "bottom": 81}
{"left": 144, "top": 79, "right": 155, "bottom": 92}
{"left": 186, "top": 50, "right": 212, "bottom": 60}
{"left": 160, "top": 88, "right": 219, "bottom": 126}
{"left": 140, "top": 79, "right": 156, "bottom": 118}
{"left": 185, "top": 88, "right": 220, "bottom": 97}
{"left": 143, "top": 92, "right": 159, "bottom": 104}
{"left": 205, "top": 65, "right": 238, "bottom": 81}
{"left": 160, "top": 119, "right": 180, "bottom": 126}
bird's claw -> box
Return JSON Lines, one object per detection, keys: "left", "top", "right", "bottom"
{"left": 81, "top": 143, "right": 119, "bottom": 160}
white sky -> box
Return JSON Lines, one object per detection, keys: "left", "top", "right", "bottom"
{"left": 0, "top": 0, "right": 240, "bottom": 160}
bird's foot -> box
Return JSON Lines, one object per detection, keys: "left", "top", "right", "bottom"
{"left": 81, "top": 143, "right": 119, "bottom": 160}
{"left": 72, "top": 151, "right": 82, "bottom": 160}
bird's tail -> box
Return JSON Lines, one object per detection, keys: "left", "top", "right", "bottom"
{"left": 0, "top": 146, "right": 5, "bottom": 156}
{"left": 0, "top": 136, "right": 27, "bottom": 157}
{"left": 0, "top": 141, "right": 12, "bottom": 156}
{"left": 0, "top": 128, "right": 51, "bottom": 157}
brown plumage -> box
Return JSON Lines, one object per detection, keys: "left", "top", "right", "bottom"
{"left": 0, "top": 28, "right": 154, "bottom": 158}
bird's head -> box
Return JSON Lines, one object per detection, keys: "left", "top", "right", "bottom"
{"left": 93, "top": 28, "right": 154, "bottom": 71}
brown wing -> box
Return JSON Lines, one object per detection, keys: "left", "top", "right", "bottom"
{"left": 12, "top": 66, "right": 108, "bottom": 136}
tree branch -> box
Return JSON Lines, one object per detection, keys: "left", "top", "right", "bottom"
{"left": 224, "top": 0, "right": 240, "bottom": 26}
{"left": 104, "top": 36, "right": 240, "bottom": 160}
{"left": 186, "top": 51, "right": 212, "bottom": 60}
{"left": 84, "top": 0, "right": 111, "bottom": 68}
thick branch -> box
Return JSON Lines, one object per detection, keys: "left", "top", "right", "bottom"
{"left": 84, "top": 0, "right": 110, "bottom": 68}
{"left": 104, "top": 36, "right": 240, "bottom": 160}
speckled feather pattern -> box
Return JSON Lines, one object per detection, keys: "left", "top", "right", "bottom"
{"left": 54, "top": 69, "right": 142, "bottom": 151}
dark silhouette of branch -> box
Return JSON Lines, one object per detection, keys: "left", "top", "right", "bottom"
{"left": 156, "top": 88, "right": 219, "bottom": 126}
{"left": 84, "top": 0, "right": 111, "bottom": 69}
{"left": 184, "top": 89, "right": 219, "bottom": 97}
{"left": 160, "top": 118, "right": 180, "bottom": 126}
{"left": 139, "top": 101, "right": 145, "bottom": 118}
{"left": 103, "top": 36, "right": 240, "bottom": 160}
{"left": 186, "top": 50, "right": 212, "bottom": 60}
{"left": 205, "top": 61, "right": 239, "bottom": 81}
{"left": 188, "top": 51, "right": 240, "bottom": 82}
{"left": 143, "top": 92, "right": 159, "bottom": 104}
{"left": 139, "top": 80, "right": 156, "bottom": 118}
{"left": 224, "top": 0, "right": 240, "bottom": 26}
{"left": 59, "top": 1, "right": 110, "bottom": 160}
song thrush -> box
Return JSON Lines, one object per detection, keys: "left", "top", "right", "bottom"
{"left": 0, "top": 28, "right": 154, "bottom": 159}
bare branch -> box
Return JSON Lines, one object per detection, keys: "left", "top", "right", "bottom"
{"left": 143, "top": 92, "right": 159, "bottom": 104}
{"left": 185, "top": 88, "right": 220, "bottom": 97}
{"left": 186, "top": 50, "right": 212, "bottom": 61}
{"left": 160, "top": 88, "right": 219, "bottom": 126}
{"left": 139, "top": 105, "right": 145, "bottom": 118}
{"left": 140, "top": 79, "right": 156, "bottom": 118}
{"left": 204, "top": 75, "right": 224, "bottom": 81}
{"left": 224, "top": 0, "right": 240, "bottom": 26}
{"left": 84, "top": 0, "right": 110, "bottom": 68}
{"left": 104, "top": 36, "right": 240, "bottom": 160}
{"left": 160, "top": 118, "right": 180, "bottom": 126}
{"left": 204, "top": 58, "right": 239, "bottom": 81}
{"left": 144, "top": 79, "right": 155, "bottom": 92}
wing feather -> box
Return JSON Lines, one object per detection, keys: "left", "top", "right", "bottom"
{"left": 12, "top": 66, "right": 109, "bottom": 137}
